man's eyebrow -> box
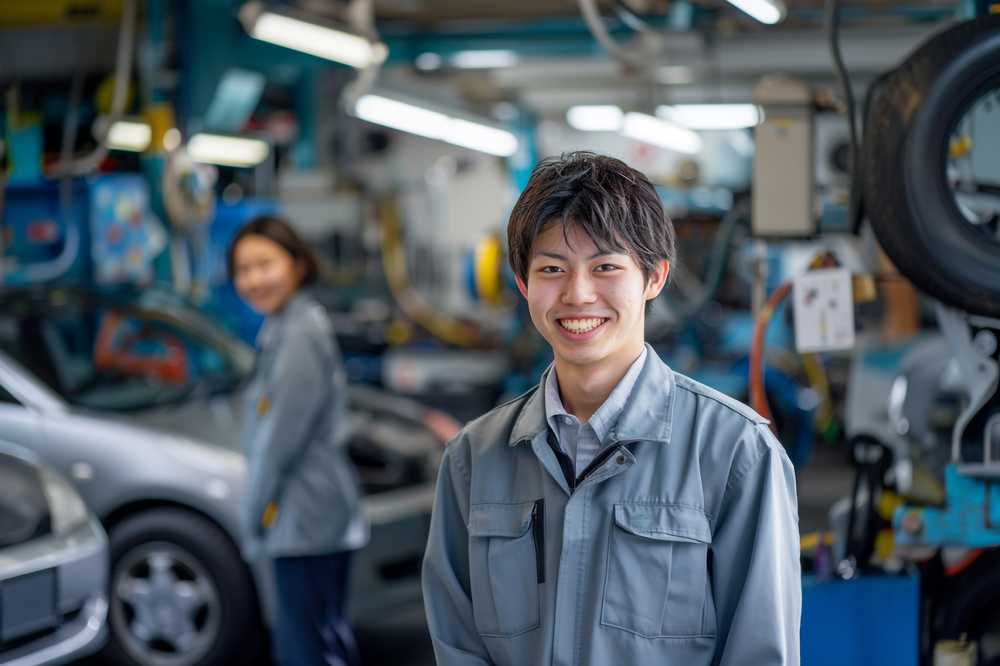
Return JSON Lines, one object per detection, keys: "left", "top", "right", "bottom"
{"left": 533, "top": 250, "right": 620, "bottom": 261}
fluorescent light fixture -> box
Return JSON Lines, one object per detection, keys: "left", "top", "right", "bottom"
{"left": 657, "top": 104, "right": 762, "bottom": 130}
{"left": 355, "top": 95, "right": 451, "bottom": 142}
{"left": 240, "top": 2, "right": 388, "bottom": 69}
{"left": 188, "top": 133, "right": 270, "bottom": 167}
{"left": 354, "top": 94, "right": 519, "bottom": 157}
{"left": 725, "top": 0, "right": 786, "bottom": 24}
{"left": 447, "top": 118, "right": 519, "bottom": 156}
{"left": 450, "top": 50, "right": 519, "bottom": 69}
{"left": 106, "top": 120, "right": 152, "bottom": 152}
{"left": 622, "top": 112, "right": 702, "bottom": 154}
{"left": 566, "top": 105, "right": 624, "bottom": 132}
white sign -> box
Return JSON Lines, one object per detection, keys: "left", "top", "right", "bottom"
{"left": 793, "top": 268, "right": 855, "bottom": 353}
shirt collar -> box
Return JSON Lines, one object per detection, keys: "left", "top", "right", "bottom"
{"left": 510, "top": 344, "right": 673, "bottom": 447}
{"left": 543, "top": 347, "right": 647, "bottom": 443}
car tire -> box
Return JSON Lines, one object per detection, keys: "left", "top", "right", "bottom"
{"left": 99, "top": 507, "right": 267, "bottom": 666}
{"left": 862, "top": 15, "right": 1000, "bottom": 318}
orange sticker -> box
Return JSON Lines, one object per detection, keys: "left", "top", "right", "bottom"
{"left": 256, "top": 396, "right": 271, "bottom": 417}
{"left": 262, "top": 502, "right": 279, "bottom": 528}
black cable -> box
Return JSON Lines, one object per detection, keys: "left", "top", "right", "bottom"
{"left": 826, "top": 0, "right": 861, "bottom": 230}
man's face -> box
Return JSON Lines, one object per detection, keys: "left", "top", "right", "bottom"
{"left": 516, "top": 223, "right": 668, "bottom": 374}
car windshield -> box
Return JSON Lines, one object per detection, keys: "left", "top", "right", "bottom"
{"left": 0, "top": 294, "right": 252, "bottom": 412}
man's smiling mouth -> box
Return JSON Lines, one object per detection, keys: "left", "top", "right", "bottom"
{"left": 558, "top": 317, "right": 609, "bottom": 334}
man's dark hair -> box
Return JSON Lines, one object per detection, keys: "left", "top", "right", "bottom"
{"left": 506, "top": 151, "right": 676, "bottom": 285}
{"left": 227, "top": 215, "right": 320, "bottom": 286}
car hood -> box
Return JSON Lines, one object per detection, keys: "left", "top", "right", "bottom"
{"left": 100, "top": 394, "right": 245, "bottom": 453}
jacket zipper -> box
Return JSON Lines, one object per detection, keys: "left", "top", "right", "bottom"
{"left": 532, "top": 498, "right": 545, "bottom": 584}
{"left": 572, "top": 445, "right": 625, "bottom": 490}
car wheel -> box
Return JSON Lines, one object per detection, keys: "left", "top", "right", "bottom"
{"left": 100, "top": 508, "right": 266, "bottom": 666}
{"left": 862, "top": 15, "right": 1000, "bottom": 317}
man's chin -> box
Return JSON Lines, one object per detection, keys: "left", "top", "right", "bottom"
{"left": 552, "top": 346, "right": 605, "bottom": 369}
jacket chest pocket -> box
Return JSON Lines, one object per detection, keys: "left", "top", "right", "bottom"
{"left": 602, "top": 503, "right": 716, "bottom": 639}
{"left": 468, "top": 501, "right": 542, "bottom": 638}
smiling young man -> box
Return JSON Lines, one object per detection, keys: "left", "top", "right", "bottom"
{"left": 422, "top": 152, "right": 801, "bottom": 666}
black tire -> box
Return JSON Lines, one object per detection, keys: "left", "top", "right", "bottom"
{"left": 862, "top": 15, "right": 1000, "bottom": 318}
{"left": 933, "top": 549, "right": 1000, "bottom": 665}
{"left": 99, "top": 507, "right": 267, "bottom": 666}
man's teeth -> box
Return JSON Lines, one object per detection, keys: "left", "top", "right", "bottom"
{"left": 559, "top": 318, "right": 606, "bottom": 334}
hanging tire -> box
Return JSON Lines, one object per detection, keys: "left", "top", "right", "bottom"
{"left": 99, "top": 507, "right": 266, "bottom": 666}
{"left": 862, "top": 15, "right": 1000, "bottom": 318}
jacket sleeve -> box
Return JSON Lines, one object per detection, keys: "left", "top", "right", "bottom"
{"left": 245, "top": 326, "right": 328, "bottom": 536}
{"left": 422, "top": 443, "right": 494, "bottom": 666}
{"left": 711, "top": 424, "right": 801, "bottom": 666}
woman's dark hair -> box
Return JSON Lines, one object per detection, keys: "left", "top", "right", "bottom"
{"left": 506, "top": 151, "right": 676, "bottom": 284}
{"left": 227, "top": 215, "right": 320, "bottom": 286}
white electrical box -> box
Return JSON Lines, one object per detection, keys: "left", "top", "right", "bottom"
{"left": 752, "top": 77, "right": 816, "bottom": 237}
{"left": 793, "top": 268, "right": 855, "bottom": 353}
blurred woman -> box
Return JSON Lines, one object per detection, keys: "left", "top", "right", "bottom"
{"left": 229, "top": 215, "right": 368, "bottom": 666}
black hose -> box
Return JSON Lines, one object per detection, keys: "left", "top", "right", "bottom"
{"left": 826, "top": 0, "right": 862, "bottom": 231}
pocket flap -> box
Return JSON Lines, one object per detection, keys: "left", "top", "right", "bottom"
{"left": 613, "top": 504, "right": 712, "bottom": 544}
{"left": 469, "top": 502, "right": 536, "bottom": 538}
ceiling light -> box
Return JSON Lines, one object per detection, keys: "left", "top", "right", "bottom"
{"left": 724, "top": 0, "right": 786, "bottom": 25}
{"left": 622, "top": 112, "right": 702, "bottom": 154}
{"left": 355, "top": 95, "right": 451, "bottom": 142}
{"left": 188, "top": 133, "right": 270, "bottom": 167}
{"left": 566, "top": 105, "right": 624, "bottom": 132}
{"left": 354, "top": 94, "right": 519, "bottom": 157}
{"left": 446, "top": 118, "right": 519, "bottom": 156}
{"left": 657, "top": 104, "right": 762, "bottom": 130}
{"left": 239, "top": 2, "right": 388, "bottom": 69}
{"left": 105, "top": 120, "right": 152, "bottom": 152}
{"left": 450, "top": 50, "right": 519, "bottom": 69}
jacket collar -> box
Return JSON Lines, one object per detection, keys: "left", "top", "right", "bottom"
{"left": 255, "top": 290, "right": 314, "bottom": 348}
{"left": 508, "top": 343, "right": 674, "bottom": 447}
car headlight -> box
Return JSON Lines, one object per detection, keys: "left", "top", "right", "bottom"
{"left": 39, "top": 467, "right": 90, "bottom": 534}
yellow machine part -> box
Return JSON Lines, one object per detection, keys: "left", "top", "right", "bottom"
{"left": 0, "top": 0, "right": 123, "bottom": 26}
{"left": 142, "top": 103, "right": 177, "bottom": 154}
{"left": 474, "top": 234, "right": 504, "bottom": 305}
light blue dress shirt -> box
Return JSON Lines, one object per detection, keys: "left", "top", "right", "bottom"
{"left": 544, "top": 347, "right": 647, "bottom": 478}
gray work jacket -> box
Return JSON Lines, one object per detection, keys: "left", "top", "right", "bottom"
{"left": 241, "top": 291, "right": 368, "bottom": 559}
{"left": 422, "top": 345, "right": 800, "bottom": 666}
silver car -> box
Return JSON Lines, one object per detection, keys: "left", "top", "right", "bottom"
{"left": 0, "top": 287, "right": 451, "bottom": 666}
{"left": 0, "top": 439, "right": 108, "bottom": 666}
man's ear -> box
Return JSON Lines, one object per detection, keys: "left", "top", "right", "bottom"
{"left": 643, "top": 260, "right": 670, "bottom": 301}
{"left": 515, "top": 274, "right": 529, "bottom": 299}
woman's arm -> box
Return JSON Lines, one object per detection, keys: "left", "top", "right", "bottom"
{"left": 245, "top": 325, "right": 329, "bottom": 535}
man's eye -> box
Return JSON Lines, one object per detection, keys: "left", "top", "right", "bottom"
{"left": 539, "top": 266, "right": 564, "bottom": 274}
{"left": 595, "top": 264, "right": 620, "bottom": 272}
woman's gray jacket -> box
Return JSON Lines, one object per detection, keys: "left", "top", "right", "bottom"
{"left": 241, "top": 291, "right": 369, "bottom": 559}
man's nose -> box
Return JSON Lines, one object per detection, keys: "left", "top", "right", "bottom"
{"left": 561, "top": 271, "right": 597, "bottom": 305}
